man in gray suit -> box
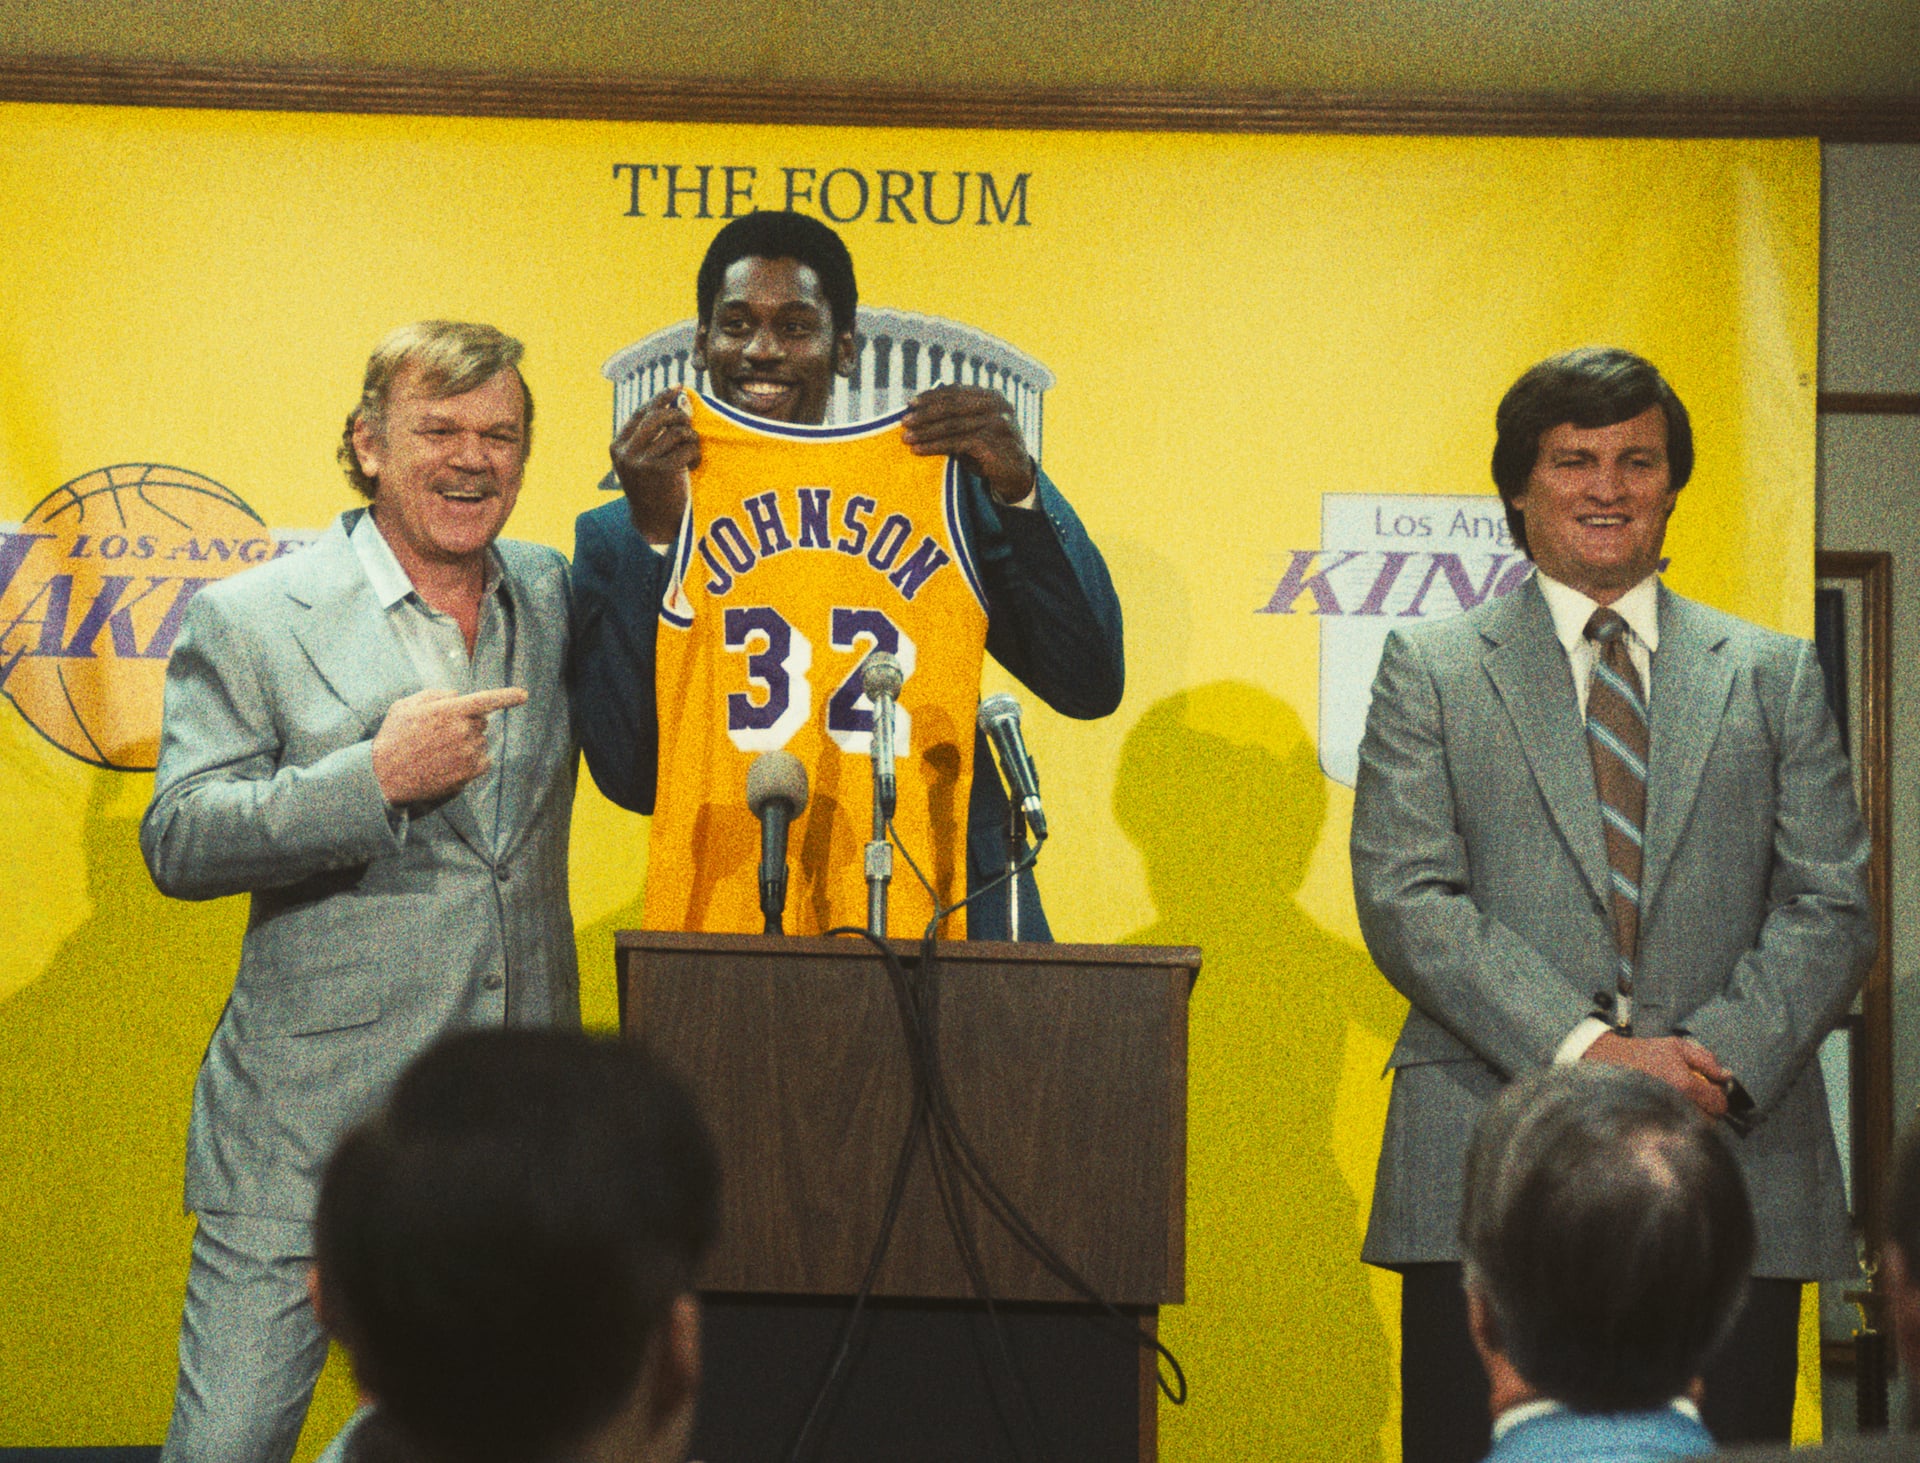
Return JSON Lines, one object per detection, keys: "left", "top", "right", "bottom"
{"left": 1351, "top": 347, "right": 1872, "bottom": 1461}
{"left": 141, "top": 321, "right": 578, "bottom": 1463}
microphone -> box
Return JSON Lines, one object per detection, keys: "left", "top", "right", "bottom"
{"left": 976, "top": 693, "right": 1046, "bottom": 841}
{"left": 862, "top": 652, "right": 904, "bottom": 821}
{"left": 746, "top": 750, "right": 810, "bottom": 935}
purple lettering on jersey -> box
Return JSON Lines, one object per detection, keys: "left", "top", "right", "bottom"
{"left": 698, "top": 535, "right": 734, "bottom": 596}
{"left": 796, "top": 488, "right": 832, "bottom": 549}
{"left": 711, "top": 516, "right": 757, "bottom": 576}
{"left": 744, "top": 491, "right": 794, "bottom": 558}
{"left": 887, "top": 536, "right": 951, "bottom": 601}
{"left": 866, "top": 513, "right": 911, "bottom": 573}
{"left": 837, "top": 495, "right": 875, "bottom": 557}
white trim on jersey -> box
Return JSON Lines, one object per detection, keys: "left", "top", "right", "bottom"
{"left": 943, "top": 458, "right": 991, "bottom": 616}
{"left": 658, "top": 500, "right": 697, "bottom": 629}
{"left": 701, "top": 391, "right": 909, "bottom": 442}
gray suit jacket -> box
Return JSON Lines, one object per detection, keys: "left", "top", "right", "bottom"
{"left": 141, "top": 512, "right": 579, "bottom": 1222}
{"left": 1352, "top": 576, "right": 1871, "bottom": 1278}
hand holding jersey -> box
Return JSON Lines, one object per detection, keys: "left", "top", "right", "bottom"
{"left": 613, "top": 384, "right": 1039, "bottom": 546}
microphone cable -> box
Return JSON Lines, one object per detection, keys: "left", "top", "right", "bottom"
{"left": 783, "top": 825, "right": 1186, "bottom": 1463}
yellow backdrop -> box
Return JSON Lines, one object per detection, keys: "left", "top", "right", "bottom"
{"left": 0, "top": 104, "right": 1819, "bottom": 1460}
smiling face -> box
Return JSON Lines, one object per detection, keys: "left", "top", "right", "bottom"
{"left": 353, "top": 364, "right": 527, "bottom": 575}
{"left": 1514, "top": 406, "right": 1678, "bottom": 605}
{"left": 693, "top": 255, "right": 855, "bottom": 425}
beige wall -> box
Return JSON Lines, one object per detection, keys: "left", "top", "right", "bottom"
{"left": 1819, "top": 141, "right": 1920, "bottom": 1126}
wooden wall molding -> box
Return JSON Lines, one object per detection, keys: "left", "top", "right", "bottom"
{"left": 1819, "top": 393, "right": 1920, "bottom": 416}
{"left": 4, "top": 56, "right": 1920, "bottom": 140}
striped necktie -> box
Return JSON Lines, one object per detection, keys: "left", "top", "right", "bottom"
{"left": 1585, "top": 608, "right": 1648, "bottom": 1032}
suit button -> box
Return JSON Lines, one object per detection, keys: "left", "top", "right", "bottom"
{"left": 496, "top": 864, "right": 512, "bottom": 883}
{"left": 484, "top": 972, "right": 504, "bottom": 990}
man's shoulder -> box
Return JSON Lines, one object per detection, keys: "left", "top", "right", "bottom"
{"left": 495, "top": 536, "right": 568, "bottom": 582}
{"left": 1389, "top": 575, "right": 1542, "bottom": 658}
{"left": 188, "top": 519, "right": 354, "bottom": 618}
{"left": 1661, "top": 586, "right": 1810, "bottom": 668}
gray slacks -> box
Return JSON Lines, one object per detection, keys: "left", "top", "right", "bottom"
{"left": 159, "top": 1211, "right": 329, "bottom": 1463}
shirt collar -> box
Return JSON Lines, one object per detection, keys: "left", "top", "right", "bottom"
{"left": 349, "top": 506, "right": 502, "bottom": 610}
{"left": 1491, "top": 1396, "right": 1701, "bottom": 1442}
{"left": 1534, "top": 568, "right": 1661, "bottom": 658}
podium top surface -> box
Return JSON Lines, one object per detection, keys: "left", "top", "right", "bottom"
{"left": 613, "top": 929, "right": 1203, "bottom": 979}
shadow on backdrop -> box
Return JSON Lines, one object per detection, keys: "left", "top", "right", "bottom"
{"left": 1116, "top": 682, "right": 1402, "bottom": 1462}
{"left": 0, "top": 769, "right": 356, "bottom": 1456}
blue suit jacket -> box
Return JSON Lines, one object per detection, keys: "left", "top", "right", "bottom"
{"left": 1489, "top": 1405, "right": 1715, "bottom": 1462}
{"left": 569, "top": 465, "right": 1123, "bottom": 939}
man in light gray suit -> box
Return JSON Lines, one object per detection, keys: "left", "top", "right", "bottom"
{"left": 141, "top": 321, "right": 578, "bottom": 1463}
{"left": 1351, "top": 347, "right": 1872, "bottom": 1462}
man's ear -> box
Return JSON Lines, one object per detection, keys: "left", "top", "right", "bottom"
{"left": 305, "top": 1266, "right": 329, "bottom": 1331}
{"left": 653, "top": 1293, "right": 701, "bottom": 1423}
{"left": 1465, "top": 1284, "right": 1501, "bottom": 1367}
{"left": 833, "top": 329, "right": 857, "bottom": 379}
{"left": 691, "top": 324, "right": 709, "bottom": 374}
{"left": 1466, "top": 1281, "right": 1538, "bottom": 1421}
{"left": 350, "top": 412, "right": 384, "bottom": 487}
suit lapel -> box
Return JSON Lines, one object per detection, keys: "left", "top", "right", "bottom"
{"left": 1481, "top": 578, "right": 1612, "bottom": 908}
{"left": 1641, "top": 587, "right": 1735, "bottom": 911}
{"left": 284, "top": 514, "right": 493, "bottom": 862}
{"left": 491, "top": 546, "right": 562, "bottom": 859}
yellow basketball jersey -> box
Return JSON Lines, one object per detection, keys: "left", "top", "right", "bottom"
{"left": 644, "top": 391, "right": 991, "bottom": 938}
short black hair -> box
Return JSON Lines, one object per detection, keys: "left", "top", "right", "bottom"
{"left": 315, "top": 1029, "right": 718, "bottom": 1463}
{"left": 1491, "top": 347, "right": 1694, "bottom": 557}
{"left": 695, "top": 211, "right": 858, "bottom": 336}
{"left": 1460, "top": 1065, "right": 1753, "bottom": 1414}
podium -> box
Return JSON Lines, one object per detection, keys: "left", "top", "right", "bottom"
{"left": 617, "top": 931, "right": 1198, "bottom": 1463}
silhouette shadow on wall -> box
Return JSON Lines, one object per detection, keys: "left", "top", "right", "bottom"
{"left": 0, "top": 768, "right": 369, "bottom": 1456}
{"left": 0, "top": 769, "right": 241, "bottom": 1441}
{"left": 1116, "top": 682, "right": 1403, "bottom": 1462}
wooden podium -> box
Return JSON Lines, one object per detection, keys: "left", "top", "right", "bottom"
{"left": 617, "top": 931, "right": 1198, "bottom": 1463}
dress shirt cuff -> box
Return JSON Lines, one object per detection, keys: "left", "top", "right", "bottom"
{"left": 1556, "top": 1016, "right": 1613, "bottom": 1065}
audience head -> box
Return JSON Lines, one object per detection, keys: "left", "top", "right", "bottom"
{"left": 1490, "top": 345, "right": 1693, "bottom": 557}
{"left": 314, "top": 1028, "right": 718, "bottom": 1463}
{"left": 1459, "top": 1064, "right": 1752, "bottom": 1415}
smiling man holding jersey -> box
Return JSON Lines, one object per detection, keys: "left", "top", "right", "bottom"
{"left": 571, "top": 210, "right": 1123, "bottom": 937}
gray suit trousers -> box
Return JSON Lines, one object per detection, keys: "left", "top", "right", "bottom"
{"left": 159, "top": 1212, "right": 326, "bottom": 1463}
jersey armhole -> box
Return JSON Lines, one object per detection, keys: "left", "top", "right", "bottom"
{"left": 659, "top": 503, "right": 696, "bottom": 629}
{"left": 944, "top": 459, "right": 991, "bottom": 616}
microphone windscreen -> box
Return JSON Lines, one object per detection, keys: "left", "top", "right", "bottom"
{"left": 861, "top": 652, "right": 905, "bottom": 702}
{"left": 977, "top": 692, "right": 1021, "bottom": 732}
{"left": 746, "top": 750, "right": 810, "bottom": 817}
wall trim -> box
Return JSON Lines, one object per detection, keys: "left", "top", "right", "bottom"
{"left": 1819, "top": 393, "right": 1920, "bottom": 416}
{"left": 3, "top": 58, "right": 1919, "bottom": 140}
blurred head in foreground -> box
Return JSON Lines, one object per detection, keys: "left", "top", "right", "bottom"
{"left": 1460, "top": 1064, "right": 1752, "bottom": 1417}
{"left": 314, "top": 1029, "right": 718, "bottom": 1463}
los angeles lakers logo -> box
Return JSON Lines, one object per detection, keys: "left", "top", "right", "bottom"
{"left": 0, "top": 464, "right": 302, "bottom": 771}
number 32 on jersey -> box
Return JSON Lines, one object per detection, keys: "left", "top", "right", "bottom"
{"left": 723, "top": 604, "right": 915, "bottom": 757}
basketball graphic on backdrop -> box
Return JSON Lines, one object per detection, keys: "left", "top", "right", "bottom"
{"left": 0, "top": 463, "right": 290, "bottom": 771}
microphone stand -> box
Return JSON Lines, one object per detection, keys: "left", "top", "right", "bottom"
{"left": 865, "top": 785, "right": 892, "bottom": 938}
{"left": 1006, "top": 803, "right": 1026, "bottom": 942}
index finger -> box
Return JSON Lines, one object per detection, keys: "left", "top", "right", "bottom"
{"left": 446, "top": 687, "right": 530, "bottom": 716}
